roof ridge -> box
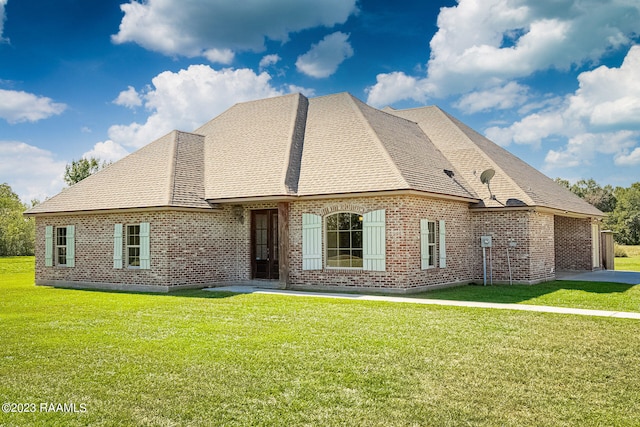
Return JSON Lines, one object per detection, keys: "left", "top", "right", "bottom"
{"left": 283, "top": 93, "right": 308, "bottom": 195}
{"left": 346, "top": 94, "right": 410, "bottom": 190}
{"left": 167, "top": 131, "right": 179, "bottom": 205}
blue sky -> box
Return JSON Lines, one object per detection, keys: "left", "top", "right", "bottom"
{"left": 1, "top": 0, "right": 639, "bottom": 202}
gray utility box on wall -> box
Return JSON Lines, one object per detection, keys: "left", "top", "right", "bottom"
{"left": 480, "top": 236, "right": 492, "bottom": 248}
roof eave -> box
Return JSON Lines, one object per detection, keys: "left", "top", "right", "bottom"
{"left": 23, "top": 204, "right": 221, "bottom": 217}
{"left": 207, "top": 189, "right": 480, "bottom": 205}
{"left": 469, "top": 204, "right": 604, "bottom": 219}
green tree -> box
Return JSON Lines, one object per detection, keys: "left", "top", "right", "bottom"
{"left": 554, "top": 178, "right": 616, "bottom": 212}
{"left": 0, "top": 183, "right": 35, "bottom": 256}
{"left": 64, "top": 157, "right": 110, "bottom": 186}
{"left": 606, "top": 183, "right": 640, "bottom": 245}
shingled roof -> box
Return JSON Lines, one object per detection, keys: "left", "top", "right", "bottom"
{"left": 385, "top": 105, "right": 603, "bottom": 217}
{"left": 27, "top": 130, "right": 209, "bottom": 214}
{"left": 26, "top": 92, "right": 602, "bottom": 217}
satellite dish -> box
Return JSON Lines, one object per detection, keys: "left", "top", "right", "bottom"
{"left": 480, "top": 169, "right": 495, "bottom": 185}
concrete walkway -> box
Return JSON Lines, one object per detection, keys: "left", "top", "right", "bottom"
{"left": 205, "top": 285, "right": 640, "bottom": 320}
{"left": 557, "top": 269, "right": 640, "bottom": 285}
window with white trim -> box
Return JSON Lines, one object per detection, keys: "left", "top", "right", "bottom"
{"left": 45, "top": 225, "right": 75, "bottom": 267}
{"left": 302, "top": 210, "right": 385, "bottom": 272}
{"left": 420, "top": 219, "right": 446, "bottom": 269}
{"left": 56, "top": 227, "right": 68, "bottom": 266}
{"left": 127, "top": 224, "right": 141, "bottom": 268}
{"left": 326, "top": 212, "right": 363, "bottom": 268}
{"left": 421, "top": 220, "right": 436, "bottom": 268}
{"left": 114, "top": 222, "right": 149, "bottom": 270}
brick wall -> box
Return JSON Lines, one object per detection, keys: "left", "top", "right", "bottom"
{"left": 554, "top": 215, "right": 593, "bottom": 271}
{"left": 35, "top": 203, "right": 283, "bottom": 289}
{"left": 34, "top": 198, "right": 595, "bottom": 291}
{"left": 288, "top": 195, "right": 475, "bottom": 290}
{"left": 471, "top": 210, "right": 556, "bottom": 284}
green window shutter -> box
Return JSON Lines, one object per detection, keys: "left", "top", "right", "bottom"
{"left": 66, "top": 225, "right": 75, "bottom": 267}
{"left": 45, "top": 226, "right": 53, "bottom": 267}
{"left": 439, "top": 220, "right": 446, "bottom": 268}
{"left": 113, "top": 224, "right": 123, "bottom": 269}
{"left": 420, "top": 219, "right": 430, "bottom": 270}
{"left": 302, "top": 213, "right": 322, "bottom": 270}
{"left": 139, "top": 222, "right": 150, "bottom": 270}
{"left": 363, "top": 209, "right": 385, "bottom": 271}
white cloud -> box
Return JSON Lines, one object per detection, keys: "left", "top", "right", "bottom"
{"left": 491, "top": 110, "right": 567, "bottom": 147}
{"left": 259, "top": 54, "right": 281, "bottom": 70}
{"left": 202, "top": 48, "right": 234, "bottom": 64}
{"left": 455, "top": 82, "right": 529, "bottom": 114}
{"left": 486, "top": 46, "right": 640, "bottom": 168}
{"left": 366, "top": 72, "right": 429, "bottom": 107}
{"left": 112, "top": 0, "right": 358, "bottom": 61}
{"left": 0, "top": 0, "right": 7, "bottom": 42}
{"left": 615, "top": 147, "right": 640, "bottom": 165}
{"left": 565, "top": 45, "right": 640, "bottom": 129}
{"left": 366, "top": 0, "right": 640, "bottom": 106}
{"left": 0, "top": 89, "right": 66, "bottom": 124}
{"left": 113, "top": 86, "right": 142, "bottom": 109}
{"left": 0, "top": 141, "right": 66, "bottom": 202}
{"left": 296, "top": 32, "right": 354, "bottom": 78}
{"left": 545, "top": 131, "right": 637, "bottom": 168}
{"left": 82, "top": 140, "right": 129, "bottom": 163}
{"left": 287, "top": 85, "right": 316, "bottom": 98}
{"left": 108, "top": 65, "right": 284, "bottom": 149}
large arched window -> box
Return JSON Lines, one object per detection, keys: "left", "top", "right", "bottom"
{"left": 325, "top": 212, "right": 363, "bottom": 268}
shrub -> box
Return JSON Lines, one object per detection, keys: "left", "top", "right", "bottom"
{"left": 614, "top": 245, "right": 628, "bottom": 258}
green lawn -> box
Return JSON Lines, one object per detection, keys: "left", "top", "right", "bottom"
{"left": 415, "top": 281, "right": 640, "bottom": 313}
{"left": 616, "top": 245, "right": 640, "bottom": 272}
{"left": 2, "top": 257, "right": 640, "bottom": 426}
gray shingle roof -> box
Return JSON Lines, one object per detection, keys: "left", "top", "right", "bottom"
{"left": 27, "top": 130, "right": 209, "bottom": 214}
{"left": 196, "top": 93, "right": 307, "bottom": 200}
{"left": 297, "top": 93, "right": 476, "bottom": 199}
{"left": 386, "top": 105, "right": 603, "bottom": 216}
{"left": 27, "top": 92, "right": 602, "bottom": 217}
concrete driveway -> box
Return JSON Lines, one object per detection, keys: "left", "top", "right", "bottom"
{"left": 557, "top": 270, "right": 640, "bottom": 285}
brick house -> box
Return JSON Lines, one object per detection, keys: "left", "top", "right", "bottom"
{"left": 26, "top": 92, "right": 603, "bottom": 293}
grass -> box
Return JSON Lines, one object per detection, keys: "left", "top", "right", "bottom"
{"left": 616, "top": 245, "right": 640, "bottom": 271}
{"left": 413, "top": 281, "right": 640, "bottom": 313}
{"left": 2, "top": 257, "right": 640, "bottom": 426}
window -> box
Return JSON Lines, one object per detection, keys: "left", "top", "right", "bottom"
{"left": 420, "top": 219, "right": 446, "bottom": 269}
{"left": 56, "top": 227, "right": 68, "bottom": 266}
{"left": 326, "top": 212, "right": 363, "bottom": 268}
{"left": 114, "top": 222, "right": 149, "bottom": 270}
{"left": 424, "top": 220, "right": 436, "bottom": 268}
{"left": 127, "top": 225, "right": 141, "bottom": 267}
{"left": 45, "top": 225, "right": 74, "bottom": 267}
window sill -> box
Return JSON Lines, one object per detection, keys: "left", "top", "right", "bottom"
{"left": 324, "top": 267, "right": 364, "bottom": 273}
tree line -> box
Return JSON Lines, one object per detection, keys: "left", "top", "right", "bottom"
{"left": 0, "top": 157, "right": 109, "bottom": 256}
{"left": 555, "top": 178, "right": 640, "bottom": 245}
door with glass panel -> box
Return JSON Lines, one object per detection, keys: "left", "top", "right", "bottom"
{"left": 251, "top": 210, "right": 279, "bottom": 279}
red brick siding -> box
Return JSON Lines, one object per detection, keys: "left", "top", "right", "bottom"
{"left": 288, "top": 195, "right": 474, "bottom": 290}
{"left": 471, "top": 210, "right": 555, "bottom": 283}
{"left": 34, "top": 198, "right": 595, "bottom": 290}
{"left": 554, "top": 216, "right": 593, "bottom": 271}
